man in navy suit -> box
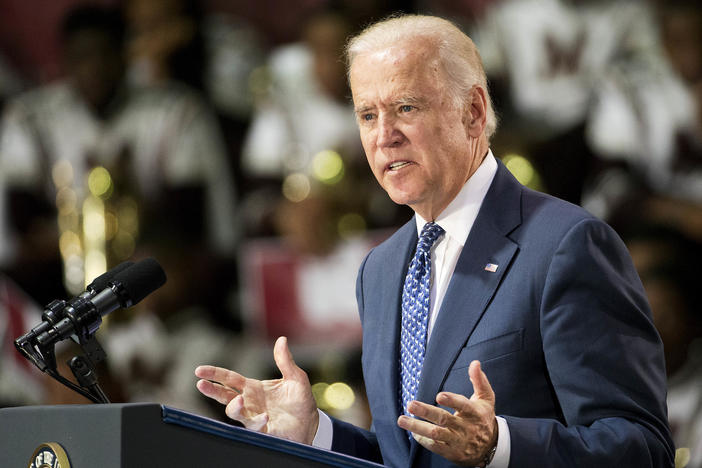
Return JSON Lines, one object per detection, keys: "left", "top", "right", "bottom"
{"left": 196, "top": 14, "right": 674, "bottom": 467}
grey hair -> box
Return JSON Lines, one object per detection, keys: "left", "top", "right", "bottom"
{"left": 346, "top": 14, "right": 498, "bottom": 139}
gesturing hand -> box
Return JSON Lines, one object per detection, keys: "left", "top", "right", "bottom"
{"left": 194, "top": 336, "right": 319, "bottom": 445}
{"left": 397, "top": 360, "right": 498, "bottom": 466}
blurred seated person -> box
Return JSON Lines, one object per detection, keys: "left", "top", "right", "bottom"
{"left": 583, "top": 1, "right": 702, "bottom": 218}
{"left": 242, "top": 10, "right": 359, "bottom": 181}
{"left": 0, "top": 5, "right": 237, "bottom": 305}
{"left": 124, "top": 0, "right": 262, "bottom": 118}
{"left": 124, "top": 0, "right": 264, "bottom": 193}
{"left": 474, "top": 0, "right": 666, "bottom": 206}
{"left": 125, "top": 0, "right": 205, "bottom": 92}
{"left": 241, "top": 9, "right": 409, "bottom": 251}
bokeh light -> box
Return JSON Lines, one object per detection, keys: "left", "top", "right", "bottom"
{"left": 311, "top": 382, "right": 330, "bottom": 407}
{"left": 324, "top": 382, "right": 355, "bottom": 410}
{"left": 282, "top": 173, "right": 311, "bottom": 202}
{"left": 312, "top": 150, "right": 344, "bottom": 185}
{"left": 58, "top": 230, "right": 82, "bottom": 258}
{"left": 51, "top": 160, "right": 74, "bottom": 188}
{"left": 104, "top": 211, "right": 118, "bottom": 240}
{"left": 84, "top": 250, "right": 107, "bottom": 287}
{"left": 503, "top": 153, "right": 543, "bottom": 190}
{"left": 64, "top": 254, "right": 84, "bottom": 294}
{"left": 88, "top": 166, "right": 113, "bottom": 199}
{"left": 55, "top": 187, "right": 77, "bottom": 215}
{"left": 83, "top": 198, "right": 106, "bottom": 242}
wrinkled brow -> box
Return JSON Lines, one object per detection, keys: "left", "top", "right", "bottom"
{"left": 354, "top": 95, "right": 427, "bottom": 114}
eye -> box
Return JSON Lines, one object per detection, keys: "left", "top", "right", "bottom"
{"left": 399, "top": 104, "right": 415, "bottom": 113}
{"left": 361, "top": 113, "right": 375, "bottom": 122}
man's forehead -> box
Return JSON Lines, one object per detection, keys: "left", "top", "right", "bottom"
{"left": 350, "top": 46, "right": 443, "bottom": 102}
{"left": 365, "top": 44, "right": 412, "bottom": 64}
{"left": 352, "top": 40, "right": 438, "bottom": 68}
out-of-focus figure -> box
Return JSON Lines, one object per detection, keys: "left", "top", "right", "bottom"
{"left": 241, "top": 9, "right": 409, "bottom": 252}
{"left": 125, "top": 0, "right": 207, "bottom": 91}
{"left": 124, "top": 0, "right": 264, "bottom": 195}
{"left": 124, "top": 0, "right": 262, "bottom": 117}
{"left": 242, "top": 10, "right": 359, "bottom": 180}
{"left": 0, "top": 4, "right": 241, "bottom": 411}
{"left": 473, "top": 0, "right": 667, "bottom": 206}
{"left": 0, "top": 5, "right": 237, "bottom": 299}
{"left": 583, "top": 1, "right": 702, "bottom": 218}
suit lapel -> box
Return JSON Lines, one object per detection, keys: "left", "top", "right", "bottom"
{"left": 364, "top": 220, "right": 417, "bottom": 462}
{"left": 417, "top": 222, "right": 518, "bottom": 403}
{"left": 410, "top": 161, "right": 523, "bottom": 464}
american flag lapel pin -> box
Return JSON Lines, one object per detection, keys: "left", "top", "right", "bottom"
{"left": 484, "top": 263, "right": 498, "bottom": 273}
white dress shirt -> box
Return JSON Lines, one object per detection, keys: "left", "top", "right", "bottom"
{"left": 315, "top": 150, "right": 510, "bottom": 467}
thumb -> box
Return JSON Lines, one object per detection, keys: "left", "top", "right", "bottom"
{"left": 247, "top": 412, "right": 270, "bottom": 432}
{"left": 469, "top": 360, "right": 495, "bottom": 405}
{"left": 273, "top": 336, "right": 300, "bottom": 380}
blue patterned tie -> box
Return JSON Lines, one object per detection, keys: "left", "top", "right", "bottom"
{"left": 400, "top": 221, "right": 444, "bottom": 420}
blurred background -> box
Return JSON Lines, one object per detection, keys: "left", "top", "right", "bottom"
{"left": 0, "top": 0, "right": 699, "bottom": 465}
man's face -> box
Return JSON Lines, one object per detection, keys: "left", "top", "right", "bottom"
{"left": 64, "top": 29, "right": 124, "bottom": 114}
{"left": 349, "top": 42, "right": 480, "bottom": 220}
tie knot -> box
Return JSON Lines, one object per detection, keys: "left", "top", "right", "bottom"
{"left": 417, "top": 222, "right": 444, "bottom": 254}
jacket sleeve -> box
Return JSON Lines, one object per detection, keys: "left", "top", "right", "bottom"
{"left": 506, "top": 218, "right": 675, "bottom": 467}
{"left": 330, "top": 416, "right": 383, "bottom": 464}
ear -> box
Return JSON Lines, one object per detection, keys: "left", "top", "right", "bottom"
{"left": 463, "top": 86, "right": 488, "bottom": 138}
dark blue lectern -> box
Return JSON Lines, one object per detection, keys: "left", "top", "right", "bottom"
{"left": 0, "top": 403, "right": 385, "bottom": 468}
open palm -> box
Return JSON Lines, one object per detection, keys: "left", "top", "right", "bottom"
{"left": 195, "top": 336, "right": 319, "bottom": 444}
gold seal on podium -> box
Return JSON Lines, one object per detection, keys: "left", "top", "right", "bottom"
{"left": 27, "top": 442, "right": 71, "bottom": 468}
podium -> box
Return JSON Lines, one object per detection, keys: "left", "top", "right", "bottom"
{"left": 0, "top": 403, "right": 385, "bottom": 467}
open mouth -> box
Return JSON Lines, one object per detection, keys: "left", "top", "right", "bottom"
{"left": 388, "top": 161, "right": 411, "bottom": 171}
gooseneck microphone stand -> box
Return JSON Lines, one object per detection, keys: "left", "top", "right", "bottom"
{"left": 14, "top": 258, "right": 167, "bottom": 404}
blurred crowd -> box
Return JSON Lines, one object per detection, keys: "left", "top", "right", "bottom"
{"left": 0, "top": 0, "right": 699, "bottom": 465}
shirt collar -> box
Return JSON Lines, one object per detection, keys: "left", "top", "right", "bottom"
{"left": 415, "top": 149, "right": 498, "bottom": 247}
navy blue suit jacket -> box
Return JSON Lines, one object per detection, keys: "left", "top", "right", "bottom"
{"left": 331, "top": 161, "right": 674, "bottom": 467}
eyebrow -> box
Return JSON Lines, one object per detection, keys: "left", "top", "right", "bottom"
{"left": 354, "top": 96, "right": 426, "bottom": 115}
{"left": 354, "top": 105, "right": 374, "bottom": 115}
{"left": 394, "top": 96, "right": 424, "bottom": 107}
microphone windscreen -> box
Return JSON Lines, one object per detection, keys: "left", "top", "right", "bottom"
{"left": 114, "top": 258, "right": 167, "bottom": 304}
{"left": 87, "top": 261, "right": 134, "bottom": 292}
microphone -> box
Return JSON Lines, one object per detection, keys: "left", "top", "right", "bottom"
{"left": 34, "top": 258, "right": 166, "bottom": 348}
{"left": 86, "top": 261, "right": 135, "bottom": 296}
{"left": 14, "top": 261, "right": 135, "bottom": 347}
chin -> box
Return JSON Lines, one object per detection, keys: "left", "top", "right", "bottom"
{"left": 386, "top": 190, "right": 418, "bottom": 208}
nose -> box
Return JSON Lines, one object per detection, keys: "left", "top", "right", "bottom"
{"left": 376, "top": 113, "right": 403, "bottom": 148}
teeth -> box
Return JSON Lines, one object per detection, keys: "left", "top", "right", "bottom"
{"left": 389, "top": 161, "right": 410, "bottom": 170}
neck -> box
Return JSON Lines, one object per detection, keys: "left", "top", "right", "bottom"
{"left": 413, "top": 143, "right": 490, "bottom": 221}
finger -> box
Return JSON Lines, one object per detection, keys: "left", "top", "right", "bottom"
{"left": 196, "top": 379, "right": 239, "bottom": 405}
{"left": 226, "top": 395, "right": 269, "bottom": 430}
{"left": 468, "top": 360, "right": 495, "bottom": 404}
{"left": 273, "top": 336, "right": 300, "bottom": 380}
{"left": 398, "top": 414, "right": 451, "bottom": 442}
{"left": 247, "top": 412, "right": 269, "bottom": 431}
{"left": 225, "top": 394, "right": 246, "bottom": 421}
{"left": 195, "top": 365, "right": 246, "bottom": 391}
{"left": 412, "top": 433, "right": 454, "bottom": 460}
{"left": 435, "top": 391, "right": 479, "bottom": 417}
{"left": 407, "top": 400, "right": 456, "bottom": 428}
